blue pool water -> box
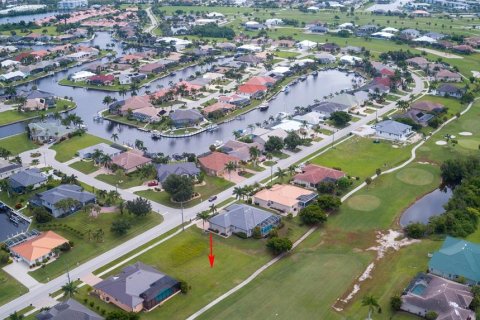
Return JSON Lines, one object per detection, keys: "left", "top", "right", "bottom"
{"left": 411, "top": 283, "right": 427, "bottom": 295}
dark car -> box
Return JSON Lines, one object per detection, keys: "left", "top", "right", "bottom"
{"left": 208, "top": 196, "right": 217, "bottom": 202}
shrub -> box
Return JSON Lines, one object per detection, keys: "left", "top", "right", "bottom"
{"left": 180, "top": 280, "right": 190, "bottom": 294}
{"left": 425, "top": 311, "right": 438, "bottom": 320}
{"left": 252, "top": 226, "right": 262, "bottom": 239}
{"left": 235, "top": 232, "right": 248, "bottom": 239}
{"left": 266, "top": 237, "right": 292, "bottom": 255}
{"left": 390, "top": 295, "right": 402, "bottom": 311}
{"left": 404, "top": 223, "right": 427, "bottom": 239}
{"left": 299, "top": 205, "right": 327, "bottom": 226}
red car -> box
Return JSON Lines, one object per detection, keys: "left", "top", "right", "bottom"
{"left": 147, "top": 181, "right": 158, "bottom": 187}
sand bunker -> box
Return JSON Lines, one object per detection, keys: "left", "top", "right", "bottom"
{"left": 459, "top": 132, "right": 473, "bottom": 136}
{"left": 436, "top": 141, "right": 447, "bottom": 145}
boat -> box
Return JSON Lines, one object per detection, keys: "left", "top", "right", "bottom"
{"left": 259, "top": 103, "right": 269, "bottom": 111}
{"left": 170, "top": 72, "right": 176, "bottom": 76}
{"left": 299, "top": 75, "right": 307, "bottom": 81}
{"left": 214, "top": 140, "right": 223, "bottom": 148}
{"left": 151, "top": 130, "right": 161, "bottom": 139}
{"left": 93, "top": 114, "right": 102, "bottom": 121}
{"left": 284, "top": 85, "right": 290, "bottom": 93}
{"left": 291, "top": 79, "right": 299, "bottom": 85}
{"left": 206, "top": 124, "right": 219, "bottom": 132}
{"left": 312, "top": 71, "right": 318, "bottom": 77}
{"left": 276, "top": 112, "right": 290, "bottom": 120}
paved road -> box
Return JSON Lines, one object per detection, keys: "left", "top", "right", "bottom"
{"left": 144, "top": 7, "right": 158, "bottom": 35}
{"left": 0, "top": 74, "right": 425, "bottom": 318}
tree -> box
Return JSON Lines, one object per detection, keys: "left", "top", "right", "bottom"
{"left": 111, "top": 133, "right": 119, "bottom": 142}
{"left": 425, "top": 311, "right": 438, "bottom": 320}
{"left": 224, "top": 161, "right": 237, "bottom": 180}
{"left": 126, "top": 197, "right": 151, "bottom": 217}
{"left": 8, "top": 312, "right": 23, "bottom": 320}
{"left": 264, "top": 136, "right": 284, "bottom": 152}
{"left": 460, "top": 92, "right": 474, "bottom": 105}
{"left": 33, "top": 206, "right": 53, "bottom": 223}
{"left": 317, "top": 194, "right": 341, "bottom": 212}
{"left": 163, "top": 174, "right": 194, "bottom": 203}
{"left": 284, "top": 131, "right": 302, "bottom": 151}
{"left": 275, "top": 167, "right": 287, "bottom": 183}
{"left": 329, "top": 111, "right": 352, "bottom": 127}
{"left": 111, "top": 219, "right": 131, "bottom": 235}
{"left": 299, "top": 205, "right": 327, "bottom": 225}
{"left": 266, "top": 237, "right": 292, "bottom": 255}
{"left": 249, "top": 146, "right": 260, "bottom": 166}
{"left": 61, "top": 280, "right": 78, "bottom": 298}
{"left": 404, "top": 223, "right": 426, "bottom": 239}
{"left": 54, "top": 198, "right": 81, "bottom": 216}
{"left": 196, "top": 211, "right": 210, "bottom": 232}
{"left": 361, "top": 295, "right": 379, "bottom": 320}
{"left": 106, "top": 310, "right": 140, "bottom": 320}
{"left": 390, "top": 295, "right": 402, "bottom": 311}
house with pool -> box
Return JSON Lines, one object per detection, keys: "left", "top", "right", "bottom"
{"left": 428, "top": 236, "right": 480, "bottom": 285}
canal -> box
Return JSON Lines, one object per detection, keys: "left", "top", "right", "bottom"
{"left": 1, "top": 32, "right": 356, "bottom": 155}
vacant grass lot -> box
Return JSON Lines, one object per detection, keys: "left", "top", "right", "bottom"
{"left": 29, "top": 210, "right": 163, "bottom": 282}
{"left": 69, "top": 160, "right": 99, "bottom": 174}
{"left": 310, "top": 137, "right": 413, "bottom": 179}
{"left": 136, "top": 175, "right": 234, "bottom": 208}
{"left": 274, "top": 50, "right": 300, "bottom": 59}
{"left": 0, "top": 100, "right": 75, "bottom": 126}
{"left": 50, "top": 134, "right": 111, "bottom": 162}
{"left": 0, "top": 133, "right": 38, "bottom": 155}
{"left": 0, "top": 269, "right": 28, "bottom": 307}
{"left": 96, "top": 171, "right": 147, "bottom": 189}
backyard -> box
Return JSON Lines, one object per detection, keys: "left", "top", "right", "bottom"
{"left": 0, "top": 99, "right": 76, "bottom": 126}
{"left": 0, "top": 133, "right": 38, "bottom": 155}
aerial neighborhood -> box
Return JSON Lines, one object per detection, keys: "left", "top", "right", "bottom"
{"left": 0, "top": 0, "right": 479, "bottom": 319}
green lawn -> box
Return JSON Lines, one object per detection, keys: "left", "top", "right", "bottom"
{"left": 79, "top": 215, "right": 309, "bottom": 320}
{"left": 50, "top": 134, "right": 111, "bottom": 162}
{"left": 0, "top": 100, "right": 75, "bottom": 126}
{"left": 274, "top": 51, "right": 300, "bottom": 59}
{"left": 29, "top": 209, "right": 163, "bottom": 282}
{"left": 0, "top": 269, "right": 28, "bottom": 307}
{"left": 310, "top": 137, "right": 414, "bottom": 179}
{"left": 136, "top": 175, "right": 234, "bottom": 208}
{"left": 415, "top": 94, "right": 466, "bottom": 119}
{"left": 69, "top": 160, "right": 100, "bottom": 174}
{"left": 96, "top": 171, "right": 147, "bottom": 189}
{"left": 0, "top": 133, "right": 38, "bottom": 155}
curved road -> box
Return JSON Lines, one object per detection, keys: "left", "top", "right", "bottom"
{"left": 0, "top": 73, "right": 425, "bottom": 318}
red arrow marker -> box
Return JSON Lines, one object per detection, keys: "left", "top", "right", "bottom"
{"left": 208, "top": 233, "right": 215, "bottom": 268}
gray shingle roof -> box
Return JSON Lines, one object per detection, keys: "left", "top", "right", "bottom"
{"left": 373, "top": 120, "right": 412, "bottom": 135}
{"left": 34, "top": 184, "right": 95, "bottom": 205}
{"left": 312, "top": 101, "right": 349, "bottom": 115}
{"left": 170, "top": 109, "right": 203, "bottom": 122}
{"left": 156, "top": 162, "right": 200, "bottom": 183}
{"left": 209, "top": 204, "right": 280, "bottom": 232}
{"left": 94, "top": 262, "right": 178, "bottom": 309}
{"left": 36, "top": 298, "right": 103, "bottom": 320}
{"left": 0, "top": 159, "right": 22, "bottom": 174}
{"left": 9, "top": 168, "right": 46, "bottom": 189}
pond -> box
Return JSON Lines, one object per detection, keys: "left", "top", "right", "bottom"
{"left": 399, "top": 188, "right": 453, "bottom": 227}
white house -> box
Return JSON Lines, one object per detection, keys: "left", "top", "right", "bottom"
{"left": 266, "top": 18, "right": 283, "bottom": 26}
{"left": 339, "top": 55, "right": 362, "bottom": 66}
{"left": 296, "top": 40, "right": 317, "bottom": 50}
{"left": 206, "top": 12, "right": 224, "bottom": 18}
{"left": 70, "top": 71, "right": 95, "bottom": 82}
{"left": 1, "top": 59, "right": 20, "bottom": 68}
{"left": 373, "top": 120, "right": 413, "bottom": 141}
{"left": 0, "top": 71, "right": 27, "bottom": 81}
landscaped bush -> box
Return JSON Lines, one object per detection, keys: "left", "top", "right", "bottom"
{"left": 235, "top": 232, "right": 248, "bottom": 239}
{"left": 266, "top": 237, "right": 292, "bottom": 255}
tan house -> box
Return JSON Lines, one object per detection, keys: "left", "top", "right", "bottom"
{"left": 10, "top": 231, "right": 68, "bottom": 266}
{"left": 253, "top": 184, "right": 317, "bottom": 215}
{"left": 111, "top": 150, "right": 151, "bottom": 173}
{"left": 198, "top": 152, "right": 240, "bottom": 176}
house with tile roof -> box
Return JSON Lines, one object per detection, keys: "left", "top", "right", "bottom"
{"left": 293, "top": 164, "right": 346, "bottom": 189}
{"left": 10, "top": 231, "right": 68, "bottom": 266}
{"left": 429, "top": 237, "right": 480, "bottom": 285}
{"left": 87, "top": 74, "right": 115, "bottom": 86}
{"left": 198, "top": 152, "right": 240, "bottom": 176}
{"left": 435, "top": 69, "right": 462, "bottom": 82}
{"left": 9, "top": 168, "right": 47, "bottom": 193}
{"left": 111, "top": 150, "right": 151, "bottom": 173}
{"left": 203, "top": 101, "right": 236, "bottom": 117}
{"left": 36, "top": 299, "right": 103, "bottom": 320}
{"left": 401, "top": 273, "right": 475, "bottom": 320}
{"left": 237, "top": 84, "right": 268, "bottom": 99}
{"left": 209, "top": 204, "right": 281, "bottom": 238}
{"left": 27, "top": 121, "right": 75, "bottom": 143}
{"left": 30, "top": 184, "right": 96, "bottom": 217}
{"left": 253, "top": 184, "right": 317, "bottom": 215}
{"left": 170, "top": 109, "right": 204, "bottom": 128}
{"left": 94, "top": 262, "right": 180, "bottom": 313}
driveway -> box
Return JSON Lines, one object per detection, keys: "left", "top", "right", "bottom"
{"left": 3, "top": 262, "right": 40, "bottom": 290}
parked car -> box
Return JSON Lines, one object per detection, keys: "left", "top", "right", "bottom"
{"left": 208, "top": 196, "right": 217, "bottom": 202}
{"left": 148, "top": 181, "right": 158, "bottom": 187}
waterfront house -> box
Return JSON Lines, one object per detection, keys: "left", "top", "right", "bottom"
{"left": 93, "top": 262, "right": 180, "bottom": 313}
{"left": 198, "top": 152, "right": 240, "bottom": 176}
{"left": 253, "top": 184, "right": 317, "bottom": 215}
{"left": 132, "top": 106, "right": 161, "bottom": 123}
{"left": 119, "top": 73, "right": 147, "bottom": 85}
{"left": 312, "top": 101, "right": 350, "bottom": 119}
{"left": 401, "top": 273, "right": 475, "bottom": 320}
{"left": 9, "top": 169, "right": 47, "bottom": 194}
{"left": 156, "top": 163, "right": 200, "bottom": 185}
{"left": 170, "top": 109, "right": 204, "bottom": 128}
{"left": 315, "top": 53, "right": 336, "bottom": 64}
{"left": 429, "top": 236, "right": 480, "bottom": 285}
{"left": 10, "top": 231, "right": 68, "bottom": 267}
{"left": 36, "top": 298, "right": 103, "bottom": 320}
{"left": 218, "top": 94, "right": 250, "bottom": 107}
{"left": 0, "top": 159, "right": 23, "bottom": 180}
{"left": 293, "top": 165, "right": 346, "bottom": 189}
{"left": 110, "top": 95, "right": 153, "bottom": 116}
{"left": 30, "top": 184, "right": 96, "bottom": 218}
{"left": 28, "top": 121, "right": 74, "bottom": 143}
{"left": 70, "top": 71, "right": 96, "bottom": 82}
{"left": 237, "top": 84, "right": 268, "bottom": 99}
{"left": 245, "top": 76, "right": 276, "bottom": 88}
{"left": 87, "top": 74, "right": 115, "bottom": 86}
{"left": 203, "top": 102, "right": 236, "bottom": 117}
{"left": 0, "top": 71, "right": 27, "bottom": 82}
{"left": 20, "top": 90, "right": 56, "bottom": 111}
{"left": 373, "top": 120, "right": 413, "bottom": 141}
{"left": 111, "top": 150, "right": 151, "bottom": 173}
{"left": 209, "top": 204, "right": 281, "bottom": 237}
{"left": 77, "top": 143, "right": 122, "bottom": 160}
{"left": 139, "top": 62, "right": 166, "bottom": 75}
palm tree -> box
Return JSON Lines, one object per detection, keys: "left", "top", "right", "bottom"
{"left": 233, "top": 186, "right": 243, "bottom": 199}
{"left": 361, "top": 295, "right": 379, "bottom": 320}
{"left": 61, "top": 280, "right": 78, "bottom": 298}
{"left": 196, "top": 211, "right": 210, "bottom": 232}
{"left": 396, "top": 100, "right": 409, "bottom": 112}
{"left": 111, "top": 133, "right": 119, "bottom": 142}
{"left": 119, "top": 87, "right": 127, "bottom": 99}
{"left": 275, "top": 167, "right": 287, "bottom": 183}
{"left": 210, "top": 203, "right": 217, "bottom": 214}
{"left": 0, "top": 179, "right": 10, "bottom": 198}
{"left": 102, "top": 95, "right": 113, "bottom": 106}
{"left": 8, "top": 311, "right": 24, "bottom": 320}
{"left": 134, "top": 139, "right": 145, "bottom": 151}
{"left": 249, "top": 146, "right": 260, "bottom": 167}
{"left": 224, "top": 161, "right": 237, "bottom": 180}
{"left": 288, "top": 164, "right": 298, "bottom": 176}
{"left": 91, "top": 149, "right": 103, "bottom": 165}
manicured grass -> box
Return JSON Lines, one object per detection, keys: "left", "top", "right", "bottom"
{"left": 0, "top": 100, "right": 75, "bottom": 126}
{"left": 69, "top": 160, "right": 99, "bottom": 174}
{"left": 0, "top": 133, "right": 38, "bottom": 155}
{"left": 262, "top": 160, "right": 277, "bottom": 167}
{"left": 415, "top": 94, "right": 465, "bottom": 119}
{"left": 136, "top": 175, "right": 234, "bottom": 208}
{"left": 50, "top": 133, "right": 111, "bottom": 162}
{"left": 274, "top": 50, "right": 300, "bottom": 59}
{"left": 29, "top": 209, "right": 163, "bottom": 282}
{"left": 96, "top": 171, "right": 147, "bottom": 189}
{"left": 310, "top": 137, "right": 414, "bottom": 179}
{"left": 0, "top": 269, "right": 28, "bottom": 306}
{"left": 243, "top": 163, "right": 266, "bottom": 172}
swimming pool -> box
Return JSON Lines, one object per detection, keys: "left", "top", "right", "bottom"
{"left": 411, "top": 283, "right": 427, "bottom": 296}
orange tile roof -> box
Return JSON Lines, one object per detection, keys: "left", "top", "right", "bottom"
{"left": 294, "top": 164, "right": 345, "bottom": 184}
{"left": 111, "top": 150, "right": 151, "bottom": 171}
{"left": 10, "top": 231, "right": 68, "bottom": 262}
{"left": 254, "top": 184, "right": 313, "bottom": 207}
{"left": 198, "top": 152, "right": 240, "bottom": 172}
{"left": 237, "top": 84, "right": 268, "bottom": 95}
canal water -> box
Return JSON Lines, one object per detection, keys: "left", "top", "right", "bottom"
{"left": 0, "top": 11, "right": 60, "bottom": 24}
{"left": 0, "top": 32, "right": 356, "bottom": 155}
{"left": 399, "top": 188, "right": 453, "bottom": 227}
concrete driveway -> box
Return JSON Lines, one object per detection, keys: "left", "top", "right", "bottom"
{"left": 3, "top": 261, "right": 40, "bottom": 290}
